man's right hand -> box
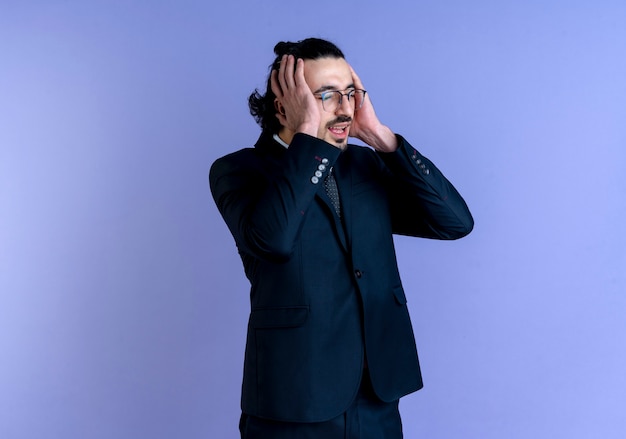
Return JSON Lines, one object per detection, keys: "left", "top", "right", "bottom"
{"left": 271, "top": 54, "right": 320, "bottom": 138}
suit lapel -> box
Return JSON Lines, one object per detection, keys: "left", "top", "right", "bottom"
{"left": 333, "top": 151, "right": 353, "bottom": 251}
{"left": 316, "top": 186, "right": 348, "bottom": 252}
{"left": 317, "top": 147, "right": 351, "bottom": 253}
{"left": 257, "top": 130, "right": 350, "bottom": 252}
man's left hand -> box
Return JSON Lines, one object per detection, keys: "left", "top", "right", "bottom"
{"left": 348, "top": 65, "right": 398, "bottom": 153}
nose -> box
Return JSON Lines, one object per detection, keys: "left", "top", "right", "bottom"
{"left": 335, "top": 93, "right": 353, "bottom": 115}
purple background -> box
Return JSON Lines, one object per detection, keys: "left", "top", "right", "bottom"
{"left": 1, "top": 1, "right": 625, "bottom": 438}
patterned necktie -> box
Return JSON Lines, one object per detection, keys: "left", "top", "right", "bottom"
{"left": 324, "top": 167, "right": 341, "bottom": 217}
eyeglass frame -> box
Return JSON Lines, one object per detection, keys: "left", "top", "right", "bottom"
{"left": 314, "top": 88, "right": 367, "bottom": 113}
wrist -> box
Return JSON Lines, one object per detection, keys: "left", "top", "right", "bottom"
{"left": 365, "top": 125, "right": 398, "bottom": 152}
{"left": 296, "top": 122, "right": 319, "bottom": 138}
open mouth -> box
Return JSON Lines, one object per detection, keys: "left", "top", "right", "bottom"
{"left": 328, "top": 124, "right": 350, "bottom": 136}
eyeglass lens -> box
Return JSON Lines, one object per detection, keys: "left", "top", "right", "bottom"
{"left": 321, "top": 90, "right": 366, "bottom": 112}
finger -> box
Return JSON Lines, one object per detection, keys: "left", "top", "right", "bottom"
{"left": 349, "top": 64, "right": 371, "bottom": 108}
{"left": 283, "top": 55, "right": 296, "bottom": 90}
{"left": 294, "top": 57, "right": 309, "bottom": 91}
{"left": 349, "top": 65, "right": 364, "bottom": 89}
{"left": 270, "top": 69, "right": 283, "bottom": 98}
{"left": 278, "top": 55, "right": 289, "bottom": 90}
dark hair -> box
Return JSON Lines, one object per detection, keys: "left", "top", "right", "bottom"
{"left": 248, "top": 38, "right": 345, "bottom": 134}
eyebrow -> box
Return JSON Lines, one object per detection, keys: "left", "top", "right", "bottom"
{"left": 314, "top": 83, "right": 356, "bottom": 94}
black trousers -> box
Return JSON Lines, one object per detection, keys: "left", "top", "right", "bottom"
{"left": 239, "top": 370, "right": 403, "bottom": 439}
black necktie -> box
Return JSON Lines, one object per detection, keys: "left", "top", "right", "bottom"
{"left": 324, "top": 167, "right": 341, "bottom": 217}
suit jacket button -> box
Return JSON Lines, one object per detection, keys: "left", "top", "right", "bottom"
{"left": 355, "top": 269, "right": 362, "bottom": 278}
{"left": 311, "top": 176, "right": 319, "bottom": 184}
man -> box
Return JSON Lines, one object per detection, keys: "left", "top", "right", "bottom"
{"left": 210, "top": 38, "right": 473, "bottom": 438}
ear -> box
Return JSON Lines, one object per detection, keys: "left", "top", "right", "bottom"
{"left": 274, "top": 99, "right": 285, "bottom": 115}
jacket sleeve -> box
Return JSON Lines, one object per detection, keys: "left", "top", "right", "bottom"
{"left": 378, "top": 135, "right": 474, "bottom": 240}
{"left": 209, "top": 133, "right": 342, "bottom": 261}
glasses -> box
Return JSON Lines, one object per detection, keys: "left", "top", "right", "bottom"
{"left": 315, "top": 89, "right": 367, "bottom": 113}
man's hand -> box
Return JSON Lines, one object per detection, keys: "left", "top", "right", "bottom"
{"left": 348, "top": 65, "right": 398, "bottom": 152}
{"left": 271, "top": 55, "right": 320, "bottom": 138}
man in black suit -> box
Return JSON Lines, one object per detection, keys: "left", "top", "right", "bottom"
{"left": 210, "top": 38, "right": 473, "bottom": 439}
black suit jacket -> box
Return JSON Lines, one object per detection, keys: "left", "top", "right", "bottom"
{"left": 210, "top": 131, "right": 473, "bottom": 422}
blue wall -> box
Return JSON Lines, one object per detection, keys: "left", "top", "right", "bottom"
{"left": 1, "top": 1, "right": 625, "bottom": 437}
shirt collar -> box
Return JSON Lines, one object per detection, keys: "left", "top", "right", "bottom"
{"left": 272, "top": 133, "right": 289, "bottom": 149}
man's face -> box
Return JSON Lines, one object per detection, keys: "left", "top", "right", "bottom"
{"left": 303, "top": 57, "right": 355, "bottom": 148}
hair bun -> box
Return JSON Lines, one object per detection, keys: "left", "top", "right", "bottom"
{"left": 274, "top": 41, "right": 296, "bottom": 56}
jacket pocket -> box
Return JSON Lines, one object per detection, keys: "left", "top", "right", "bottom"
{"left": 392, "top": 286, "right": 407, "bottom": 305}
{"left": 249, "top": 306, "right": 309, "bottom": 329}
